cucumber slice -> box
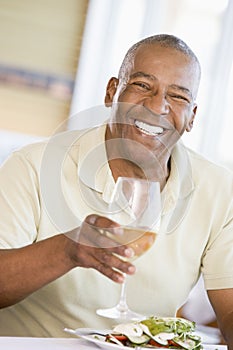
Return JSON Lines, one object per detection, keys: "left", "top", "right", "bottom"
{"left": 126, "top": 334, "right": 150, "bottom": 345}
{"left": 173, "top": 337, "right": 199, "bottom": 350}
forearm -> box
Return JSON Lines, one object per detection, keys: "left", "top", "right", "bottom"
{"left": 0, "top": 234, "right": 75, "bottom": 308}
{"left": 208, "top": 289, "right": 233, "bottom": 349}
{"left": 219, "top": 311, "right": 233, "bottom": 349}
{"left": 0, "top": 215, "right": 137, "bottom": 308}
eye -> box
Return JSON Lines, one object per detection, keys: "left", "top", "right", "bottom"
{"left": 131, "top": 81, "right": 150, "bottom": 90}
{"left": 168, "top": 93, "right": 190, "bottom": 104}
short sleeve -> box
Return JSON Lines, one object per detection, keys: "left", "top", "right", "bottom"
{"left": 202, "top": 200, "right": 233, "bottom": 289}
{"left": 0, "top": 150, "right": 40, "bottom": 248}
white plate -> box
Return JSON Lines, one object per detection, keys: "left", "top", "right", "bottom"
{"left": 77, "top": 333, "right": 175, "bottom": 349}
{"left": 77, "top": 333, "right": 132, "bottom": 349}
{"left": 65, "top": 328, "right": 162, "bottom": 349}
{"left": 65, "top": 328, "right": 222, "bottom": 350}
{"left": 195, "top": 325, "right": 221, "bottom": 344}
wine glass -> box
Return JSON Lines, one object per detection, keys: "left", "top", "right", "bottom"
{"left": 96, "top": 177, "right": 161, "bottom": 320}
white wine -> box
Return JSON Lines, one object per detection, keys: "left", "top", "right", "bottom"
{"left": 124, "top": 229, "right": 157, "bottom": 261}
{"left": 107, "top": 228, "right": 156, "bottom": 261}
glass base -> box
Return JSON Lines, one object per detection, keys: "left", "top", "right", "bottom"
{"left": 96, "top": 305, "right": 144, "bottom": 321}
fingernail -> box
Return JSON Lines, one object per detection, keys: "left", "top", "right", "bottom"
{"left": 112, "top": 227, "right": 123, "bottom": 235}
{"left": 88, "top": 216, "right": 96, "bottom": 225}
{"left": 128, "top": 266, "right": 136, "bottom": 274}
{"left": 124, "top": 248, "right": 134, "bottom": 258}
{"left": 117, "top": 274, "right": 125, "bottom": 283}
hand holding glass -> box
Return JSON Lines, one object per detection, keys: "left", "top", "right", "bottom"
{"left": 96, "top": 177, "right": 161, "bottom": 320}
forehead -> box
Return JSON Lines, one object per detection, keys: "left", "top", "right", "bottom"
{"left": 132, "top": 44, "right": 194, "bottom": 71}
{"left": 128, "top": 44, "right": 199, "bottom": 95}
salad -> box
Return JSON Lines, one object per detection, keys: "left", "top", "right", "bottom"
{"left": 105, "top": 316, "right": 203, "bottom": 349}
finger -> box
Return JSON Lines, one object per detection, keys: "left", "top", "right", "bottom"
{"left": 76, "top": 244, "right": 136, "bottom": 282}
{"left": 79, "top": 224, "right": 136, "bottom": 260}
{"left": 82, "top": 223, "right": 137, "bottom": 262}
{"left": 77, "top": 222, "right": 120, "bottom": 248}
{"left": 78, "top": 216, "right": 124, "bottom": 249}
{"left": 95, "top": 261, "right": 133, "bottom": 283}
{"left": 94, "top": 247, "right": 136, "bottom": 275}
{"left": 86, "top": 214, "right": 123, "bottom": 234}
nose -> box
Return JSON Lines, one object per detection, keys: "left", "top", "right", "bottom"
{"left": 142, "top": 92, "right": 169, "bottom": 115}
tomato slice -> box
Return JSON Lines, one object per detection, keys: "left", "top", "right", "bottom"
{"left": 105, "top": 334, "right": 128, "bottom": 345}
{"left": 149, "top": 338, "right": 168, "bottom": 347}
{"left": 112, "top": 335, "right": 128, "bottom": 341}
{"left": 168, "top": 339, "right": 180, "bottom": 347}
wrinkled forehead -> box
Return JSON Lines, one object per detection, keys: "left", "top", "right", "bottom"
{"left": 133, "top": 43, "right": 197, "bottom": 71}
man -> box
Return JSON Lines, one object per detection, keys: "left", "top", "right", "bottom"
{"left": 0, "top": 34, "right": 233, "bottom": 346}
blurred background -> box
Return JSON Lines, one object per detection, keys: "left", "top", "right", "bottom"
{"left": 0, "top": 0, "right": 233, "bottom": 167}
{"left": 0, "top": 0, "right": 232, "bottom": 337}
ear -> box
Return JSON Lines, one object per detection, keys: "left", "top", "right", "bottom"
{"left": 186, "top": 104, "right": 197, "bottom": 132}
{"left": 104, "top": 77, "right": 119, "bottom": 107}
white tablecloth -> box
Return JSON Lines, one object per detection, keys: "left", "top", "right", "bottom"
{"left": 0, "top": 337, "right": 96, "bottom": 350}
{"left": 0, "top": 337, "right": 227, "bottom": 350}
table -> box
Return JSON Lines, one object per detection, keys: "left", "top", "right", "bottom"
{"left": 0, "top": 337, "right": 228, "bottom": 350}
{"left": 0, "top": 337, "right": 96, "bottom": 349}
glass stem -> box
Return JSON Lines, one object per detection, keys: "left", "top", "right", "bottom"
{"left": 116, "top": 273, "right": 129, "bottom": 313}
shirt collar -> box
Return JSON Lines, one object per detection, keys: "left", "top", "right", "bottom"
{"left": 161, "top": 141, "right": 195, "bottom": 233}
{"left": 162, "top": 140, "right": 195, "bottom": 213}
{"left": 78, "top": 123, "right": 115, "bottom": 202}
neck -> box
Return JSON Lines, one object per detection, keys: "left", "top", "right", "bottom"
{"left": 105, "top": 124, "right": 171, "bottom": 190}
{"left": 108, "top": 157, "right": 170, "bottom": 191}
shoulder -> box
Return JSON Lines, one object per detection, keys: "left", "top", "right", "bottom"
{"left": 1, "top": 125, "right": 106, "bottom": 177}
{"left": 185, "top": 147, "right": 233, "bottom": 197}
{"left": 11, "top": 130, "right": 87, "bottom": 160}
{"left": 187, "top": 147, "right": 233, "bottom": 178}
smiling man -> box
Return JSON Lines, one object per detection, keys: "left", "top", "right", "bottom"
{"left": 105, "top": 37, "right": 200, "bottom": 189}
{"left": 0, "top": 34, "right": 233, "bottom": 347}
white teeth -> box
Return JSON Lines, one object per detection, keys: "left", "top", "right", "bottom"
{"left": 135, "top": 120, "right": 163, "bottom": 136}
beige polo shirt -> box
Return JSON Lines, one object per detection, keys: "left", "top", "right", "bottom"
{"left": 0, "top": 124, "right": 233, "bottom": 337}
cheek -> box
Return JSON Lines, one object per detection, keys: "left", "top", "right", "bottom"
{"left": 117, "top": 86, "right": 142, "bottom": 103}
{"left": 118, "top": 92, "right": 133, "bottom": 103}
{"left": 171, "top": 119, "right": 187, "bottom": 137}
{"left": 173, "top": 106, "right": 193, "bottom": 133}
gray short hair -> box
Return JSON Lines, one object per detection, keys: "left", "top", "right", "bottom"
{"left": 118, "top": 34, "right": 201, "bottom": 84}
